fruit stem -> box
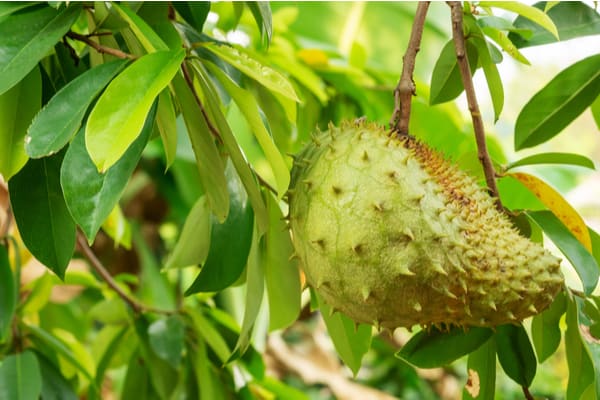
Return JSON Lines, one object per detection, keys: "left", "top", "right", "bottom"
{"left": 390, "top": 2, "right": 430, "bottom": 136}
{"left": 448, "top": 2, "right": 503, "bottom": 212}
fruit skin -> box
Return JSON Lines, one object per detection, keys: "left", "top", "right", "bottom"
{"left": 288, "top": 120, "right": 563, "bottom": 330}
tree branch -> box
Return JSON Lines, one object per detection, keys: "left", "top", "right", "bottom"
{"left": 390, "top": 2, "right": 430, "bottom": 135}
{"left": 66, "top": 31, "right": 136, "bottom": 60}
{"left": 448, "top": 2, "right": 503, "bottom": 211}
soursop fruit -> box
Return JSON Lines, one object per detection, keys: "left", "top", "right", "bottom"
{"left": 288, "top": 120, "right": 563, "bottom": 329}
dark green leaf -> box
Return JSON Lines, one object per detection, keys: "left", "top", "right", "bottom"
{"left": 430, "top": 40, "right": 478, "bottom": 105}
{"left": 507, "top": 152, "right": 596, "bottom": 170}
{"left": 61, "top": 103, "right": 156, "bottom": 243}
{"left": 186, "top": 308, "right": 231, "bottom": 364}
{"left": 9, "top": 151, "right": 75, "bottom": 278}
{"left": 0, "top": 351, "right": 42, "bottom": 400}
{"left": 148, "top": 316, "right": 185, "bottom": 369}
{"left": 591, "top": 94, "right": 600, "bottom": 130}
{"left": 191, "top": 338, "right": 225, "bottom": 400}
{"left": 156, "top": 89, "right": 177, "bottom": 169}
{"left": 121, "top": 350, "right": 153, "bottom": 400}
{"left": 515, "top": 54, "right": 600, "bottom": 150}
{"left": 246, "top": 2, "right": 272, "bottom": 45}
{"left": 528, "top": 210, "right": 599, "bottom": 295}
{"left": 469, "top": 36, "right": 504, "bottom": 121}
{"left": 396, "top": 326, "right": 493, "bottom": 369}
{"left": 185, "top": 163, "right": 254, "bottom": 294}
{"left": 0, "top": 245, "right": 16, "bottom": 342}
{"left": 318, "top": 294, "right": 372, "bottom": 376}
{"left": 173, "top": 2, "right": 210, "bottom": 32}
{"left": 0, "top": 2, "right": 36, "bottom": 21}
{"left": 36, "top": 352, "right": 77, "bottom": 400}
{"left": 463, "top": 338, "right": 496, "bottom": 400}
{"left": 0, "top": 5, "right": 80, "bottom": 95}
{"left": 531, "top": 290, "right": 567, "bottom": 363}
{"left": 510, "top": 2, "right": 600, "bottom": 48}
{"left": 27, "top": 60, "right": 127, "bottom": 159}
{"left": 495, "top": 324, "right": 537, "bottom": 387}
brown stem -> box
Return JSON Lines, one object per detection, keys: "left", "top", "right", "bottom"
{"left": 76, "top": 232, "right": 174, "bottom": 315}
{"left": 522, "top": 385, "right": 534, "bottom": 400}
{"left": 448, "top": 2, "right": 503, "bottom": 211}
{"left": 66, "top": 31, "right": 136, "bottom": 60}
{"left": 390, "top": 2, "right": 430, "bottom": 135}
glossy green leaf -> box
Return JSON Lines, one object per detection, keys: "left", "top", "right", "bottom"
{"left": 532, "top": 290, "right": 567, "bottom": 363}
{"left": 202, "top": 42, "right": 300, "bottom": 102}
{"left": 469, "top": 35, "right": 504, "bottom": 121}
{"left": 318, "top": 294, "right": 372, "bottom": 376}
{"left": 185, "top": 163, "right": 254, "bottom": 294}
{"left": 246, "top": 2, "right": 272, "bottom": 45}
{"left": 186, "top": 308, "right": 231, "bottom": 364}
{"left": 264, "top": 193, "right": 301, "bottom": 331}
{"left": 165, "top": 196, "right": 211, "bottom": 269}
{"left": 173, "top": 2, "right": 210, "bottom": 32}
{"left": 207, "top": 62, "right": 290, "bottom": 197}
{"left": 0, "top": 5, "right": 80, "bottom": 95}
{"left": 463, "top": 338, "right": 496, "bottom": 400}
{"left": 9, "top": 151, "right": 75, "bottom": 278}
{"left": 0, "top": 245, "right": 15, "bottom": 342}
{"left": 111, "top": 3, "right": 168, "bottom": 52}
{"left": 479, "top": 1, "right": 559, "bottom": 39}
{"left": 396, "top": 326, "right": 493, "bottom": 369}
{"left": 0, "top": 351, "right": 42, "bottom": 400}
{"left": 171, "top": 74, "right": 229, "bottom": 222}
{"left": 430, "top": 40, "right": 478, "bottom": 105}
{"left": 528, "top": 210, "right": 599, "bottom": 295}
{"left": 36, "top": 352, "right": 78, "bottom": 400}
{"left": 86, "top": 49, "right": 184, "bottom": 171}
{"left": 495, "top": 324, "right": 537, "bottom": 387}
{"left": 26, "top": 60, "right": 127, "bottom": 159}
{"left": 0, "top": 2, "right": 36, "bottom": 21}
{"left": 507, "top": 152, "right": 596, "bottom": 170}
{"left": 510, "top": 2, "right": 600, "bottom": 48}
{"left": 481, "top": 26, "right": 530, "bottom": 65}
{"left": 0, "top": 66, "right": 41, "bottom": 180}
{"left": 156, "top": 89, "right": 178, "bottom": 169}
{"left": 148, "top": 316, "right": 185, "bottom": 369}
{"left": 61, "top": 104, "right": 156, "bottom": 243}
{"left": 591, "top": 94, "right": 600, "bottom": 130}
{"left": 515, "top": 54, "right": 600, "bottom": 150}
{"left": 565, "top": 295, "right": 597, "bottom": 399}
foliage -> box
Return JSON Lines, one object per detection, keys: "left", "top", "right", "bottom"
{"left": 0, "top": 1, "right": 599, "bottom": 399}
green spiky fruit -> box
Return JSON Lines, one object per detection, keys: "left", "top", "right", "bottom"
{"left": 288, "top": 120, "right": 563, "bottom": 329}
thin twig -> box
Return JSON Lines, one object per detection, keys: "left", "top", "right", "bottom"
{"left": 522, "top": 385, "right": 534, "bottom": 400}
{"left": 66, "top": 31, "right": 136, "bottom": 60}
{"left": 447, "top": 2, "right": 503, "bottom": 211}
{"left": 390, "top": 2, "right": 430, "bottom": 135}
{"left": 76, "top": 231, "right": 174, "bottom": 315}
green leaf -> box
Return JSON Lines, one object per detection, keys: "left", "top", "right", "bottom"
{"left": 515, "top": 54, "right": 600, "bottom": 150}
{"left": 479, "top": 1, "right": 559, "bottom": 39}
{"left": 264, "top": 193, "right": 301, "bottom": 331}
{"left": 463, "top": 338, "right": 496, "bottom": 400}
{"left": 9, "top": 151, "right": 75, "bottom": 278}
{"left": 528, "top": 210, "right": 599, "bottom": 295}
{"left": 469, "top": 35, "right": 504, "bottom": 121}
{"left": 165, "top": 196, "right": 211, "bottom": 269}
{"left": 0, "top": 351, "right": 42, "bottom": 400}
{"left": 186, "top": 308, "right": 231, "bottom": 364}
{"left": 0, "top": 66, "right": 41, "bottom": 180}
{"left": 191, "top": 338, "right": 225, "bottom": 400}
{"left": 156, "top": 89, "right": 178, "bottom": 169}
{"left": 591, "top": 94, "right": 600, "bottom": 130}
{"left": 317, "top": 293, "right": 372, "bottom": 376}
{"left": 148, "top": 316, "right": 185, "bottom": 369}
{"left": 26, "top": 60, "right": 127, "bottom": 159}
{"left": 0, "top": 2, "right": 36, "bottom": 21}
{"left": 510, "top": 2, "right": 600, "bottom": 48}
{"left": 207, "top": 62, "right": 290, "bottom": 197}
{"left": 531, "top": 290, "right": 567, "bottom": 363}
{"left": 36, "top": 352, "right": 78, "bottom": 400}
{"left": 0, "top": 5, "right": 80, "bottom": 95}
{"left": 61, "top": 103, "right": 156, "bottom": 243}
{"left": 185, "top": 163, "right": 254, "bottom": 294}
{"left": 495, "top": 324, "right": 537, "bottom": 387}
{"left": 507, "top": 152, "right": 596, "bottom": 170}
{"left": 173, "top": 2, "right": 211, "bottom": 32}
{"left": 86, "top": 49, "right": 184, "bottom": 171}
{"left": 111, "top": 3, "right": 168, "bottom": 52}
{"left": 480, "top": 26, "right": 530, "bottom": 65}
{"left": 565, "top": 295, "right": 597, "bottom": 399}
{"left": 202, "top": 42, "right": 300, "bottom": 103}
{"left": 430, "top": 40, "right": 478, "bottom": 105}
{"left": 396, "top": 326, "right": 493, "bottom": 369}
{"left": 0, "top": 245, "right": 16, "bottom": 342}
{"left": 246, "top": 2, "right": 272, "bottom": 45}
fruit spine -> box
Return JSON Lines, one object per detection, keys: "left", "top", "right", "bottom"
{"left": 288, "top": 120, "right": 563, "bottom": 329}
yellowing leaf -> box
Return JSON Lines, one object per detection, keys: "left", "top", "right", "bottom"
{"left": 297, "top": 49, "right": 329, "bottom": 67}
{"left": 509, "top": 172, "right": 591, "bottom": 251}
{"left": 102, "top": 205, "right": 131, "bottom": 250}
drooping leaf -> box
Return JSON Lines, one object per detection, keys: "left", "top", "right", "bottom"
{"left": 101, "top": 205, "right": 132, "bottom": 249}
{"left": 396, "top": 326, "right": 493, "bottom": 369}
{"left": 528, "top": 210, "right": 599, "bottom": 295}
{"left": 185, "top": 163, "right": 254, "bottom": 294}
{"left": 514, "top": 54, "right": 600, "bottom": 150}
{"left": 9, "top": 151, "right": 75, "bottom": 278}
{"left": 173, "top": 2, "right": 211, "bottom": 33}
{"left": 592, "top": 94, "right": 600, "bottom": 130}
{"left": 468, "top": 35, "right": 504, "bottom": 121}
{"left": 0, "top": 66, "right": 41, "bottom": 180}
{"left": 61, "top": 103, "right": 156, "bottom": 243}
{"left": 86, "top": 49, "right": 184, "bottom": 171}
{"left": 481, "top": 26, "right": 530, "bottom": 65}
{"left": 317, "top": 293, "right": 372, "bottom": 376}
{"left": 156, "top": 89, "right": 178, "bottom": 169}
{"left": 495, "top": 324, "right": 537, "bottom": 387}
{"left": 532, "top": 290, "right": 567, "bottom": 363}
{"left": 476, "top": 15, "right": 533, "bottom": 40}
{"left": 0, "top": 245, "right": 16, "bottom": 342}
{"left": 111, "top": 3, "right": 168, "bottom": 52}
{"left": 0, "top": 351, "right": 42, "bottom": 400}
{"left": 507, "top": 152, "right": 596, "bottom": 170}
{"left": 186, "top": 308, "right": 231, "bottom": 364}
{"left": 463, "top": 338, "right": 496, "bottom": 400}
{"left": 148, "top": 316, "right": 185, "bottom": 369}
{"left": 246, "top": 2, "right": 272, "bottom": 45}
{"left": 36, "top": 352, "right": 78, "bottom": 400}
{"left": 26, "top": 60, "right": 127, "bottom": 159}
{"left": 479, "top": 1, "right": 559, "bottom": 39}
{"left": 430, "top": 39, "right": 479, "bottom": 105}
{"left": 191, "top": 338, "right": 225, "bottom": 400}
{"left": 0, "top": 5, "right": 80, "bottom": 95}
